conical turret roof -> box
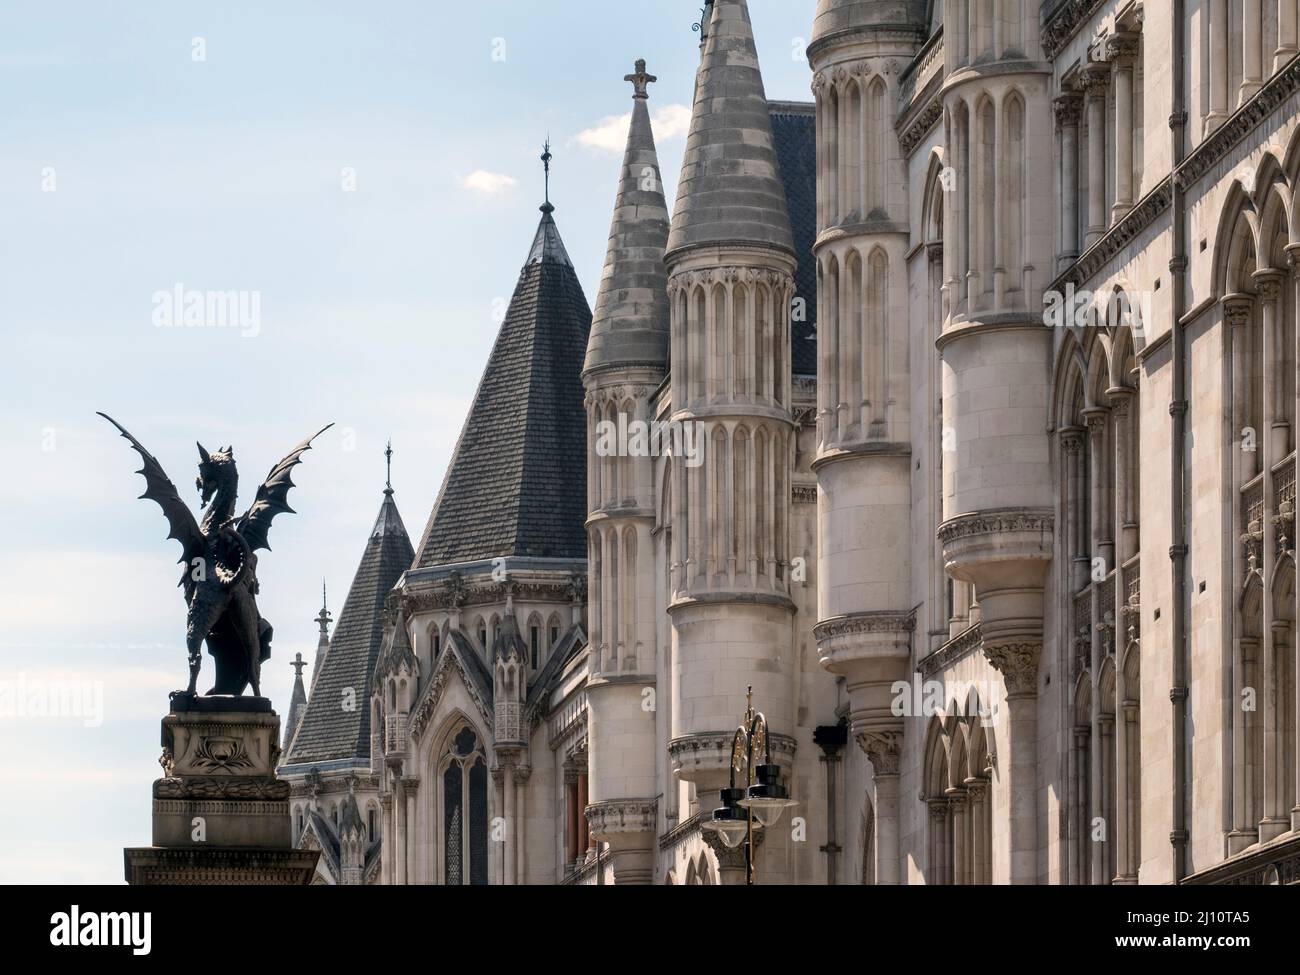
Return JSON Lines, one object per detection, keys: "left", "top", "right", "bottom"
{"left": 414, "top": 204, "right": 592, "bottom": 568}
{"left": 666, "top": 0, "right": 794, "bottom": 260}
{"left": 584, "top": 60, "right": 671, "bottom": 377}
{"left": 284, "top": 487, "right": 414, "bottom": 766}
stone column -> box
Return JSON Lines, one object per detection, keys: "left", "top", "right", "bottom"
{"left": 1055, "top": 94, "right": 1083, "bottom": 268}
{"left": 1120, "top": 701, "right": 1141, "bottom": 882}
{"left": 1256, "top": 270, "right": 1289, "bottom": 843}
{"left": 1279, "top": 0, "right": 1300, "bottom": 71}
{"left": 514, "top": 767, "right": 529, "bottom": 885}
{"left": 861, "top": 731, "right": 902, "bottom": 885}
{"left": 1108, "top": 35, "right": 1139, "bottom": 221}
{"left": 985, "top": 643, "right": 1041, "bottom": 884}
{"left": 564, "top": 770, "right": 579, "bottom": 870}
{"left": 394, "top": 776, "right": 407, "bottom": 886}
{"left": 403, "top": 778, "right": 419, "bottom": 884}
{"left": 1083, "top": 67, "right": 1109, "bottom": 248}
{"left": 1208, "top": 0, "right": 1230, "bottom": 130}
{"left": 1242, "top": 0, "right": 1263, "bottom": 104}
{"left": 1292, "top": 247, "right": 1300, "bottom": 832}
{"left": 502, "top": 759, "right": 516, "bottom": 884}
{"left": 949, "top": 791, "right": 969, "bottom": 885}
{"left": 577, "top": 772, "right": 589, "bottom": 857}
{"left": 1099, "top": 715, "right": 1115, "bottom": 882}
{"left": 380, "top": 793, "right": 394, "bottom": 884}
{"left": 1072, "top": 726, "right": 1090, "bottom": 884}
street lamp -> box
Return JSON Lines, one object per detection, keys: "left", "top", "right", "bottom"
{"left": 700, "top": 686, "right": 797, "bottom": 884}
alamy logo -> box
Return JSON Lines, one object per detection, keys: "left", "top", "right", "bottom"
{"left": 595, "top": 413, "right": 705, "bottom": 469}
{"left": 49, "top": 906, "right": 151, "bottom": 955}
{"left": 152, "top": 284, "right": 261, "bottom": 337}
{"left": 1042, "top": 283, "right": 1151, "bottom": 335}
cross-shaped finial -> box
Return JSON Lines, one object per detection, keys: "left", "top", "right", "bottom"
{"left": 384, "top": 438, "right": 393, "bottom": 495}
{"left": 291, "top": 652, "right": 306, "bottom": 678}
{"left": 625, "top": 59, "right": 656, "bottom": 99}
{"left": 540, "top": 137, "right": 553, "bottom": 211}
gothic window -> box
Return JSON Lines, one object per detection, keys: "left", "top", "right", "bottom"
{"left": 440, "top": 724, "right": 488, "bottom": 886}
{"left": 530, "top": 624, "right": 539, "bottom": 669}
{"left": 476, "top": 617, "right": 487, "bottom": 655}
{"left": 1217, "top": 174, "right": 1300, "bottom": 848}
{"left": 367, "top": 807, "right": 376, "bottom": 842}
{"left": 1057, "top": 323, "right": 1142, "bottom": 883}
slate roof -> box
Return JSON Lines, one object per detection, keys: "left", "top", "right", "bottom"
{"left": 285, "top": 490, "right": 414, "bottom": 765}
{"left": 769, "top": 102, "right": 819, "bottom": 377}
{"left": 413, "top": 207, "right": 592, "bottom": 568}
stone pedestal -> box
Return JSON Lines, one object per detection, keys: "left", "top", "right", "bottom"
{"left": 124, "top": 694, "right": 318, "bottom": 885}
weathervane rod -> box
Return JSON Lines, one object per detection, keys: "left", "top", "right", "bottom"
{"left": 541, "top": 137, "right": 553, "bottom": 209}
{"left": 385, "top": 438, "right": 393, "bottom": 494}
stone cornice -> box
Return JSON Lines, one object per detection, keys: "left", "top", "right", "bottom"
{"left": 899, "top": 90, "right": 943, "bottom": 156}
{"left": 813, "top": 609, "right": 917, "bottom": 643}
{"left": 585, "top": 798, "right": 658, "bottom": 838}
{"left": 1052, "top": 51, "right": 1300, "bottom": 293}
{"left": 937, "top": 508, "right": 1055, "bottom": 545}
{"left": 1178, "top": 52, "right": 1300, "bottom": 191}
{"left": 918, "top": 623, "right": 984, "bottom": 678}
{"left": 1050, "top": 176, "right": 1173, "bottom": 292}
{"left": 1042, "top": 0, "right": 1109, "bottom": 62}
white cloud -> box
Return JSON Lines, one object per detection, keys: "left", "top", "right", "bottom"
{"left": 461, "top": 169, "right": 518, "bottom": 196}
{"left": 574, "top": 104, "right": 692, "bottom": 154}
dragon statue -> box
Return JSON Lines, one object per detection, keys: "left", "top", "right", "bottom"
{"left": 99, "top": 413, "right": 332, "bottom": 699}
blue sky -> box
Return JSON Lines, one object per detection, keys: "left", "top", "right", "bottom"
{"left": 0, "top": 0, "right": 816, "bottom": 883}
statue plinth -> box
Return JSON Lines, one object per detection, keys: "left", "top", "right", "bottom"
{"left": 124, "top": 695, "right": 318, "bottom": 885}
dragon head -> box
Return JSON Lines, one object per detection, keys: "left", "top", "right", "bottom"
{"left": 196, "top": 442, "right": 235, "bottom": 508}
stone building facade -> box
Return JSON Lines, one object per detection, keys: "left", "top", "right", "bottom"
{"left": 281, "top": 0, "right": 1300, "bottom": 885}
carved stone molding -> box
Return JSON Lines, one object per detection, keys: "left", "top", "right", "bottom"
{"left": 899, "top": 92, "right": 942, "bottom": 156}
{"left": 983, "top": 642, "right": 1042, "bottom": 697}
{"left": 857, "top": 730, "right": 903, "bottom": 777}
{"left": 813, "top": 609, "right": 917, "bottom": 643}
{"left": 669, "top": 730, "right": 798, "bottom": 778}
{"left": 155, "top": 777, "right": 291, "bottom": 801}
{"left": 586, "top": 798, "right": 658, "bottom": 838}
{"left": 1042, "top": 0, "right": 1110, "bottom": 61}
{"left": 937, "top": 508, "right": 1055, "bottom": 546}
{"left": 407, "top": 645, "right": 493, "bottom": 742}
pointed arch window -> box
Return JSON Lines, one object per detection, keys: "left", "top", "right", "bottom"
{"left": 441, "top": 725, "right": 488, "bottom": 885}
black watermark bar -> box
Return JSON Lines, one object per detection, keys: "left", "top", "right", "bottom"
{"left": 7, "top": 884, "right": 1284, "bottom": 961}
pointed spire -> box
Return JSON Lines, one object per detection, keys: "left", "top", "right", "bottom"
{"left": 284, "top": 651, "right": 308, "bottom": 753}
{"left": 667, "top": 0, "right": 794, "bottom": 259}
{"left": 527, "top": 140, "right": 573, "bottom": 268}
{"left": 310, "top": 580, "right": 332, "bottom": 688}
{"left": 372, "top": 443, "right": 409, "bottom": 539}
{"left": 584, "top": 60, "right": 672, "bottom": 377}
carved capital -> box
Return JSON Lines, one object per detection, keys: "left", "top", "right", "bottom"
{"left": 984, "top": 642, "right": 1042, "bottom": 697}
{"left": 1053, "top": 93, "right": 1083, "bottom": 128}
{"left": 856, "top": 730, "right": 902, "bottom": 778}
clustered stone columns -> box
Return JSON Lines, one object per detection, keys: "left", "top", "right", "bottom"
{"left": 1054, "top": 94, "right": 1083, "bottom": 268}
{"left": 1056, "top": 28, "right": 1142, "bottom": 260}
{"left": 1107, "top": 34, "right": 1139, "bottom": 222}
{"left": 1082, "top": 66, "right": 1110, "bottom": 249}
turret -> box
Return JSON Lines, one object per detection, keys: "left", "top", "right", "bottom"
{"left": 665, "top": 0, "right": 799, "bottom": 883}
{"left": 806, "top": 0, "right": 928, "bottom": 888}
{"left": 582, "top": 59, "right": 670, "bottom": 886}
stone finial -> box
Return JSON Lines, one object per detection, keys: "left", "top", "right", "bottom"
{"left": 625, "top": 59, "right": 656, "bottom": 99}
{"left": 291, "top": 652, "right": 306, "bottom": 678}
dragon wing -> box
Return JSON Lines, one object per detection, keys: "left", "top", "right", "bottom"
{"left": 97, "top": 412, "right": 206, "bottom": 568}
{"left": 236, "top": 424, "right": 334, "bottom": 553}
